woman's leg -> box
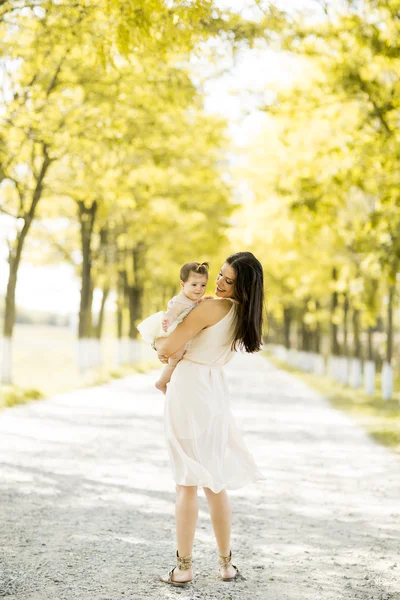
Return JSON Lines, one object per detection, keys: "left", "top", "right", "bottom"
{"left": 203, "top": 487, "right": 237, "bottom": 578}
{"left": 171, "top": 484, "right": 198, "bottom": 583}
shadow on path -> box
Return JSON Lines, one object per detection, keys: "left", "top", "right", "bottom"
{"left": 0, "top": 354, "right": 399, "bottom": 600}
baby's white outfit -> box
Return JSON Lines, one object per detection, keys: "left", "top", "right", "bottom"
{"left": 137, "top": 295, "right": 196, "bottom": 344}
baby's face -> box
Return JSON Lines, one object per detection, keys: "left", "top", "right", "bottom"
{"left": 181, "top": 272, "right": 208, "bottom": 301}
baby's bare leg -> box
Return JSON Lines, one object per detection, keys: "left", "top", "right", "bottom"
{"left": 155, "top": 349, "right": 185, "bottom": 395}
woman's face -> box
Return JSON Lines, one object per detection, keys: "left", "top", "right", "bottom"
{"left": 215, "top": 262, "right": 236, "bottom": 299}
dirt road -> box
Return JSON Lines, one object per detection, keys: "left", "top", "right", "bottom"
{"left": 0, "top": 354, "right": 399, "bottom": 599}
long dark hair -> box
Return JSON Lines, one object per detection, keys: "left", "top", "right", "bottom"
{"left": 226, "top": 251, "right": 264, "bottom": 353}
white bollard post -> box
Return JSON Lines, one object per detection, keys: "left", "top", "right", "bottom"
{"left": 122, "top": 337, "right": 130, "bottom": 364}
{"left": 364, "top": 360, "right": 375, "bottom": 396}
{"left": 333, "top": 356, "right": 341, "bottom": 382}
{"left": 94, "top": 339, "right": 102, "bottom": 368}
{"left": 77, "top": 338, "right": 89, "bottom": 372}
{"left": 333, "top": 356, "right": 341, "bottom": 383}
{"left": 327, "top": 356, "right": 334, "bottom": 379}
{"left": 333, "top": 356, "right": 342, "bottom": 383}
{"left": 128, "top": 339, "right": 143, "bottom": 364}
{"left": 304, "top": 352, "right": 313, "bottom": 373}
{"left": 350, "top": 358, "right": 362, "bottom": 388}
{"left": 298, "top": 351, "right": 304, "bottom": 370}
{"left": 335, "top": 357, "right": 350, "bottom": 385}
{"left": 128, "top": 339, "right": 135, "bottom": 364}
{"left": 314, "top": 354, "right": 325, "bottom": 376}
{"left": 88, "top": 338, "right": 97, "bottom": 368}
{"left": 1, "top": 337, "right": 12, "bottom": 384}
{"left": 277, "top": 346, "right": 287, "bottom": 362}
{"left": 343, "top": 357, "right": 351, "bottom": 385}
{"left": 116, "top": 339, "right": 123, "bottom": 366}
{"left": 381, "top": 362, "right": 393, "bottom": 400}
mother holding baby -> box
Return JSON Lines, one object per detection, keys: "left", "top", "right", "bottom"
{"left": 155, "top": 251, "right": 265, "bottom": 586}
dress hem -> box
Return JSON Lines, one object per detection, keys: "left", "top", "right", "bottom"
{"left": 171, "top": 472, "right": 266, "bottom": 494}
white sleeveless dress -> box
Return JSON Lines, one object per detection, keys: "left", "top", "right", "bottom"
{"left": 164, "top": 301, "right": 265, "bottom": 493}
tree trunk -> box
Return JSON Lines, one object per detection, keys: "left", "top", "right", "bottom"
{"left": 331, "top": 267, "right": 340, "bottom": 356}
{"left": 315, "top": 301, "right": 321, "bottom": 354}
{"left": 3, "top": 252, "right": 19, "bottom": 339}
{"left": 77, "top": 201, "right": 97, "bottom": 372}
{"left": 95, "top": 285, "right": 110, "bottom": 339}
{"left": 381, "top": 279, "right": 395, "bottom": 400}
{"left": 122, "top": 246, "right": 145, "bottom": 364}
{"left": 296, "top": 309, "right": 302, "bottom": 351}
{"left": 116, "top": 271, "right": 125, "bottom": 340}
{"left": 367, "top": 327, "right": 374, "bottom": 362}
{"left": 301, "top": 320, "right": 310, "bottom": 352}
{"left": 343, "top": 293, "right": 349, "bottom": 356}
{"left": 95, "top": 226, "right": 111, "bottom": 340}
{"left": 352, "top": 308, "right": 361, "bottom": 359}
{"left": 115, "top": 270, "right": 126, "bottom": 366}
{"left": 1, "top": 254, "right": 19, "bottom": 384}
{"left": 124, "top": 277, "right": 142, "bottom": 364}
{"left": 126, "top": 246, "right": 144, "bottom": 341}
{"left": 386, "top": 283, "right": 395, "bottom": 364}
{"left": 283, "top": 306, "right": 292, "bottom": 350}
{"left": 77, "top": 201, "right": 97, "bottom": 339}
{"left": 127, "top": 286, "right": 143, "bottom": 340}
{"left": 1, "top": 146, "right": 52, "bottom": 384}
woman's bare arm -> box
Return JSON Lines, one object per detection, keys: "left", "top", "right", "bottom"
{"left": 156, "top": 299, "right": 230, "bottom": 359}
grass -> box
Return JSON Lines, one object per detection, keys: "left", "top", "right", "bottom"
{"left": 0, "top": 324, "right": 160, "bottom": 409}
{"left": 264, "top": 351, "right": 400, "bottom": 455}
{"left": 2, "top": 386, "right": 43, "bottom": 408}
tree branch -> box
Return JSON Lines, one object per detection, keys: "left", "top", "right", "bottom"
{"left": 24, "top": 143, "right": 53, "bottom": 222}
{"left": 355, "top": 74, "right": 392, "bottom": 135}
{"left": 0, "top": 206, "right": 19, "bottom": 219}
{"left": 1, "top": 172, "right": 26, "bottom": 211}
{"left": 34, "top": 222, "right": 75, "bottom": 263}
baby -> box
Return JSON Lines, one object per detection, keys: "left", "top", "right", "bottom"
{"left": 137, "top": 261, "right": 211, "bottom": 394}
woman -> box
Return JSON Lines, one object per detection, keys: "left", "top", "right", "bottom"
{"left": 155, "top": 251, "right": 265, "bottom": 586}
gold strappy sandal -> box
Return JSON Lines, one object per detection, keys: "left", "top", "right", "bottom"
{"left": 219, "top": 550, "right": 246, "bottom": 582}
{"left": 160, "top": 550, "right": 193, "bottom": 587}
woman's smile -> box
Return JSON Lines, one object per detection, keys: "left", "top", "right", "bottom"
{"left": 215, "top": 262, "right": 236, "bottom": 298}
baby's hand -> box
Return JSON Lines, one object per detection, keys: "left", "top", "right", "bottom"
{"left": 197, "top": 295, "right": 214, "bottom": 303}
{"left": 162, "top": 317, "right": 169, "bottom": 332}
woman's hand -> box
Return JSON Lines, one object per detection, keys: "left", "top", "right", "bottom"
{"left": 154, "top": 339, "right": 169, "bottom": 363}
{"left": 157, "top": 349, "right": 169, "bottom": 364}
{"left": 197, "top": 295, "right": 214, "bottom": 303}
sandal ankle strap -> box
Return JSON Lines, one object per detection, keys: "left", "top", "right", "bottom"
{"left": 219, "top": 550, "right": 233, "bottom": 567}
{"left": 176, "top": 550, "right": 192, "bottom": 570}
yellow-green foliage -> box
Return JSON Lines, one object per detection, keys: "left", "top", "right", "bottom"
{"left": 1, "top": 387, "right": 43, "bottom": 409}
{"left": 231, "top": 1, "right": 400, "bottom": 356}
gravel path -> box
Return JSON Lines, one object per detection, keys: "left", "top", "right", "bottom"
{"left": 0, "top": 354, "right": 399, "bottom": 600}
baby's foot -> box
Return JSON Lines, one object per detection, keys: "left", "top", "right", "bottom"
{"left": 162, "top": 318, "right": 169, "bottom": 332}
{"left": 155, "top": 381, "right": 167, "bottom": 395}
